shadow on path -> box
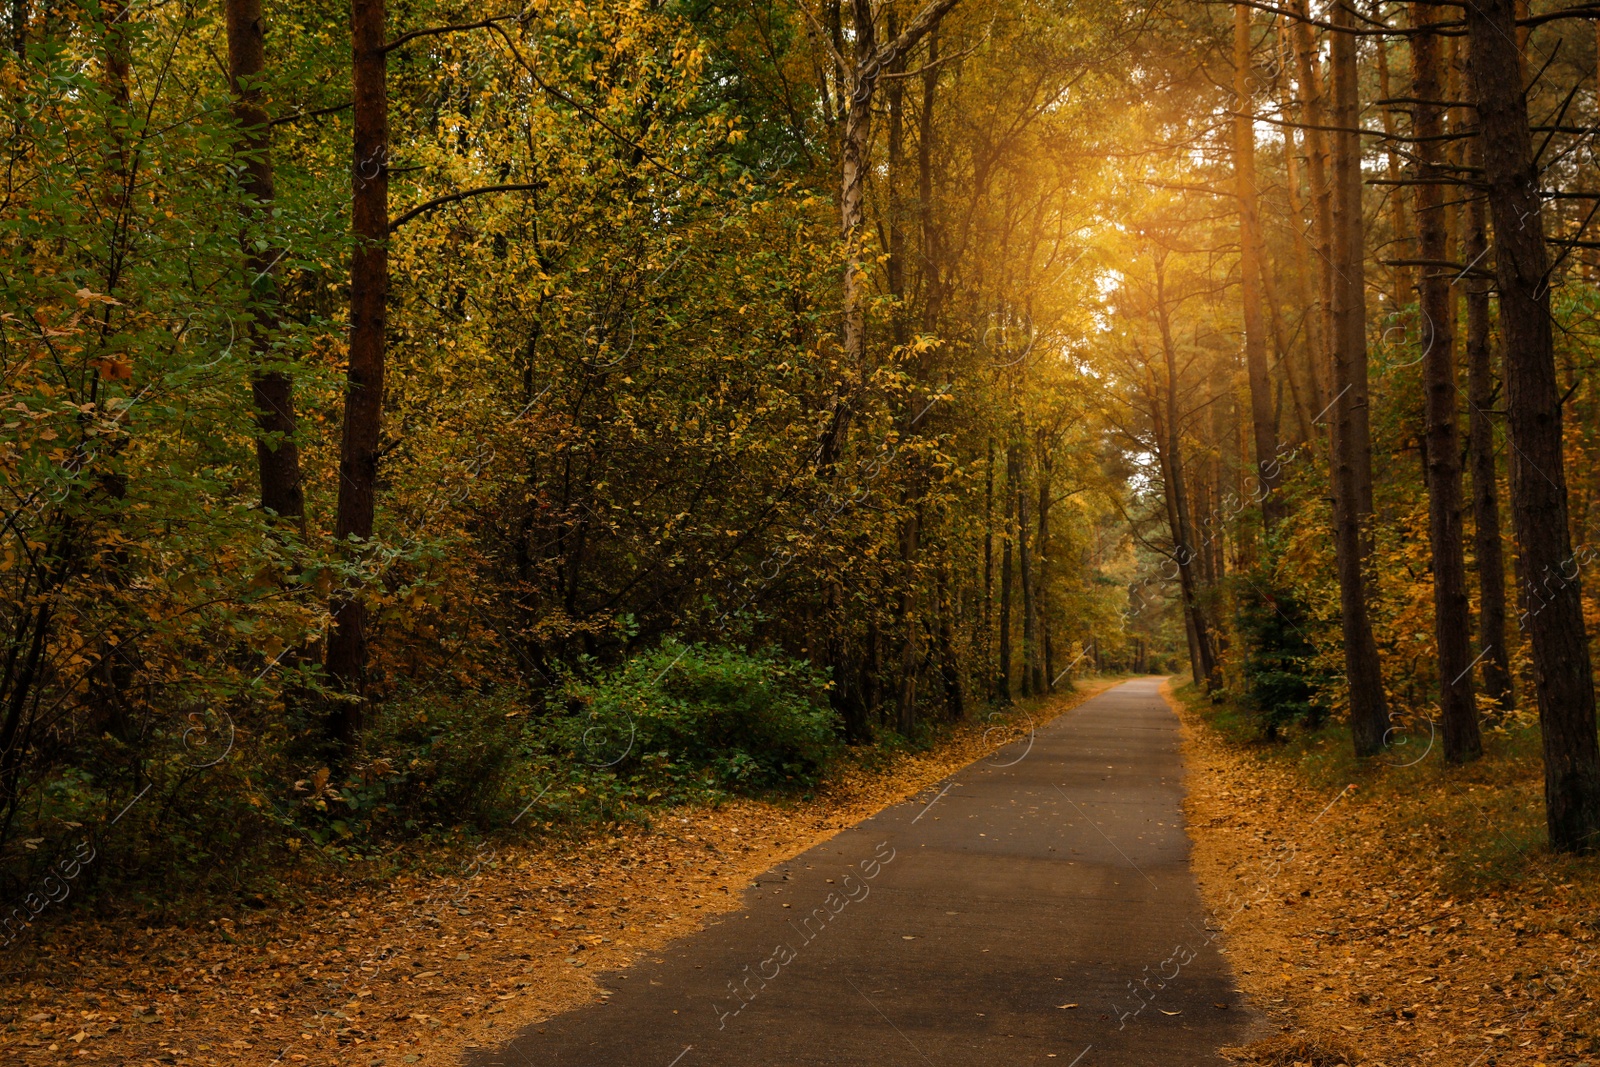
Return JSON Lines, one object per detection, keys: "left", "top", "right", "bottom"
{"left": 468, "top": 676, "right": 1257, "bottom": 1066}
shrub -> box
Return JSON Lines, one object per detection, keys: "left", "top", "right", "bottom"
{"left": 1237, "top": 582, "right": 1327, "bottom": 740}
{"left": 555, "top": 640, "right": 840, "bottom": 793}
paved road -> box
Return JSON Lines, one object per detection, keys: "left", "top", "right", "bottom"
{"left": 470, "top": 677, "right": 1257, "bottom": 1066}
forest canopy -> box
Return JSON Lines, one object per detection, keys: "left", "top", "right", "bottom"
{"left": 5, "top": 0, "right": 1600, "bottom": 908}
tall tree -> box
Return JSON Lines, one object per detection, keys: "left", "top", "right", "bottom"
{"left": 826, "top": 0, "right": 958, "bottom": 463}
{"left": 1462, "top": 123, "right": 1514, "bottom": 714}
{"left": 1372, "top": 3, "right": 1411, "bottom": 310}
{"left": 226, "top": 0, "right": 306, "bottom": 531}
{"left": 1272, "top": 24, "right": 1327, "bottom": 442}
{"left": 1289, "top": 0, "right": 1334, "bottom": 410}
{"left": 997, "top": 442, "right": 1017, "bottom": 704}
{"left": 324, "top": 0, "right": 390, "bottom": 744}
{"left": 1465, "top": 0, "right": 1600, "bottom": 851}
{"left": 1152, "top": 256, "right": 1219, "bottom": 691}
{"left": 1410, "top": 3, "right": 1479, "bottom": 763}
{"left": 1231, "top": 3, "right": 1283, "bottom": 532}
{"left": 1327, "top": 0, "right": 1389, "bottom": 757}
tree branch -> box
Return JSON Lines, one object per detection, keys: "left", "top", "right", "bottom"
{"left": 1227, "top": 0, "right": 1462, "bottom": 36}
{"left": 879, "top": 0, "right": 962, "bottom": 73}
{"left": 268, "top": 101, "right": 353, "bottom": 127}
{"left": 389, "top": 181, "right": 546, "bottom": 231}
{"left": 486, "top": 23, "right": 691, "bottom": 181}
{"left": 381, "top": 15, "right": 516, "bottom": 55}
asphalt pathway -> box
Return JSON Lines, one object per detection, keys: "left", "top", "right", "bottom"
{"left": 471, "top": 677, "right": 1258, "bottom": 1066}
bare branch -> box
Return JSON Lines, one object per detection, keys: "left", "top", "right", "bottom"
{"left": 381, "top": 15, "right": 516, "bottom": 55}
{"left": 389, "top": 181, "right": 546, "bottom": 231}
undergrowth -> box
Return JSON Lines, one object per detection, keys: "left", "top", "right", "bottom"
{"left": 1173, "top": 680, "right": 1595, "bottom": 895}
{"left": 28, "top": 646, "right": 1102, "bottom": 926}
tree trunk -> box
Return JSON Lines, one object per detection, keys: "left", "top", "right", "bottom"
{"left": 226, "top": 0, "right": 306, "bottom": 531}
{"left": 896, "top": 508, "right": 920, "bottom": 734}
{"left": 1412, "top": 3, "right": 1481, "bottom": 763}
{"left": 827, "top": 589, "right": 870, "bottom": 743}
{"left": 1232, "top": 3, "right": 1283, "bottom": 532}
{"left": 324, "top": 0, "right": 389, "bottom": 745}
{"left": 829, "top": 0, "right": 958, "bottom": 463}
{"left": 1466, "top": 0, "right": 1600, "bottom": 851}
{"left": 1373, "top": 3, "right": 1412, "bottom": 309}
{"left": 936, "top": 559, "right": 965, "bottom": 720}
{"left": 1274, "top": 23, "right": 1328, "bottom": 438}
{"left": 998, "top": 444, "right": 1017, "bottom": 704}
{"left": 982, "top": 438, "right": 994, "bottom": 702}
{"left": 886, "top": 4, "right": 906, "bottom": 350}
{"left": 1290, "top": 0, "right": 1334, "bottom": 409}
{"left": 1154, "top": 267, "right": 1220, "bottom": 691}
{"left": 862, "top": 615, "right": 883, "bottom": 727}
{"left": 918, "top": 28, "right": 941, "bottom": 324}
{"left": 1037, "top": 445, "right": 1053, "bottom": 693}
{"left": 1018, "top": 465, "right": 1036, "bottom": 699}
{"left": 1328, "top": 0, "right": 1389, "bottom": 757}
{"left": 1463, "top": 128, "right": 1515, "bottom": 714}
{"left": 836, "top": 0, "right": 877, "bottom": 408}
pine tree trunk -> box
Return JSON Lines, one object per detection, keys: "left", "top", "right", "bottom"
{"left": 1465, "top": 0, "right": 1600, "bottom": 851}
{"left": 1328, "top": 0, "right": 1389, "bottom": 757}
{"left": 1412, "top": 3, "right": 1481, "bottom": 763}
{"left": 1273, "top": 25, "right": 1329, "bottom": 437}
{"left": 1232, "top": 3, "right": 1283, "bottom": 532}
{"left": 1373, "top": 4, "right": 1412, "bottom": 309}
{"left": 1463, "top": 128, "right": 1515, "bottom": 714}
{"left": 1290, "top": 0, "right": 1334, "bottom": 410}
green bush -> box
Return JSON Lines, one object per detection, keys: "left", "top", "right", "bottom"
{"left": 338, "top": 689, "right": 535, "bottom": 838}
{"left": 556, "top": 640, "right": 840, "bottom": 793}
{"left": 272, "top": 641, "right": 838, "bottom": 853}
{"left": 1237, "top": 582, "right": 1327, "bottom": 740}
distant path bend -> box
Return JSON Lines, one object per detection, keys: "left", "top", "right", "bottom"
{"left": 471, "top": 677, "right": 1257, "bottom": 1066}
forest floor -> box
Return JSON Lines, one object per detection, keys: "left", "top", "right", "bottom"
{"left": 1171, "top": 681, "right": 1600, "bottom": 1067}
{"left": 0, "top": 676, "right": 1121, "bottom": 1067}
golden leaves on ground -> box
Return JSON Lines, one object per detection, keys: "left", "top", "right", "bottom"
{"left": 0, "top": 682, "right": 1117, "bottom": 1066}
{"left": 1173, "top": 687, "right": 1599, "bottom": 1067}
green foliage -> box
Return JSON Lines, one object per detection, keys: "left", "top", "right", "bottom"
{"left": 555, "top": 641, "right": 840, "bottom": 794}
{"left": 267, "top": 641, "right": 839, "bottom": 855}
{"left": 0, "top": 0, "right": 1139, "bottom": 909}
{"left": 1236, "top": 580, "right": 1327, "bottom": 741}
